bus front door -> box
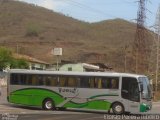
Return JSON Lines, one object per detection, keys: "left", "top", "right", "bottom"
{"left": 122, "top": 77, "right": 140, "bottom": 113}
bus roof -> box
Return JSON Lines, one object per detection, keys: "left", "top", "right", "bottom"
{"left": 8, "top": 69, "right": 147, "bottom": 78}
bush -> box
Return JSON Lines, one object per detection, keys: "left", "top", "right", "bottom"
{"left": 11, "top": 58, "right": 29, "bottom": 69}
{"left": 26, "top": 23, "right": 42, "bottom": 37}
{"left": 0, "top": 47, "right": 13, "bottom": 69}
{"left": 0, "top": 47, "right": 29, "bottom": 69}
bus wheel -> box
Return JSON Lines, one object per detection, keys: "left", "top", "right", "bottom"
{"left": 43, "top": 98, "right": 55, "bottom": 110}
{"left": 112, "top": 102, "right": 124, "bottom": 115}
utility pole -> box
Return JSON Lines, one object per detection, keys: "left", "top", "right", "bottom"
{"left": 16, "top": 44, "right": 19, "bottom": 54}
{"left": 52, "top": 48, "right": 62, "bottom": 71}
{"left": 133, "top": 0, "right": 147, "bottom": 74}
{"left": 124, "top": 45, "right": 129, "bottom": 72}
{"left": 155, "top": 4, "right": 160, "bottom": 92}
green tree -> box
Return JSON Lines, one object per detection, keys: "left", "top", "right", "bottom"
{"left": 11, "top": 59, "right": 29, "bottom": 69}
{"left": 0, "top": 47, "right": 13, "bottom": 70}
{"left": 0, "top": 47, "right": 29, "bottom": 70}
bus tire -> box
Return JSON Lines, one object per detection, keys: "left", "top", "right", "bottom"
{"left": 111, "top": 102, "right": 124, "bottom": 115}
{"left": 42, "top": 98, "right": 55, "bottom": 110}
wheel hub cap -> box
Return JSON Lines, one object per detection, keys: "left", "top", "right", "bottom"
{"left": 46, "top": 101, "right": 52, "bottom": 109}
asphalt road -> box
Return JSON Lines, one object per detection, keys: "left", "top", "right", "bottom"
{"left": 0, "top": 86, "right": 160, "bottom": 120}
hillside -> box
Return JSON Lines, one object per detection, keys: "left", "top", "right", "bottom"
{"left": 0, "top": 0, "right": 154, "bottom": 72}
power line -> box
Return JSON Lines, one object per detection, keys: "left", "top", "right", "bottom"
{"left": 63, "top": 0, "right": 116, "bottom": 18}
{"left": 59, "top": 0, "right": 130, "bottom": 19}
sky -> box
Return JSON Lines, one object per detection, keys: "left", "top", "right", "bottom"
{"left": 17, "top": 0, "right": 160, "bottom": 28}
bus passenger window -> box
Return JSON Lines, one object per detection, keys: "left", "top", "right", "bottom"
{"left": 68, "top": 77, "right": 77, "bottom": 87}
{"left": 32, "top": 75, "right": 38, "bottom": 85}
{"left": 90, "top": 78, "right": 95, "bottom": 88}
{"left": 101, "top": 79, "right": 108, "bottom": 89}
{"left": 45, "top": 76, "right": 51, "bottom": 86}
{"left": 80, "top": 77, "right": 90, "bottom": 88}
{"left": 59, "top": 77, "right": 67, "bottom": 87}
{"left": 92, "top": 78, "right": 102, "bottom": 88}
{"left": 101, "top": 77, "right": 119, "bottom": 89}
{"left": 51, "top": 76, "right": 58, "bottom": 86}
{"left": 37, "top": 75, "right": 44, "bottom": 85}
{"left": 20, "top": 74, "right": 27, "bottom": 85}
{"left": 45, "top": 76, "right": 58, "bottom": 86}
{"left": 98, "top": 79, "right": 102, "bottom": 89}
{"left": 10, "top": 74, "right": 19, "bottom": 85}
{"left": 111, "top": 79, "right": 118, "bottom": 89}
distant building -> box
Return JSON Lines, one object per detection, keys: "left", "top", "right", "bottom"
{"left": 91, "top": 63, "right": 113, "bottom": 71}
{"left": 59, "top": 61, "right": 113, "bottom": 72}
{"left": 59, "top": 63, "right": 100, "bottom": 72}
{"left": 13, "top": 53, "right": 50, "bottom": 70}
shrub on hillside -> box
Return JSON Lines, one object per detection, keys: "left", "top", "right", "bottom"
{"left": 25, "top": 23, "right": 42, "bottom": 37}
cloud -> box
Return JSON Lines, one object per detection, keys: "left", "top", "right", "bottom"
{"left": 18, "top": 0, "right": 67, "bottom": 10}
{"left": 39, "top": 0, "right": 55, "bottom": 10}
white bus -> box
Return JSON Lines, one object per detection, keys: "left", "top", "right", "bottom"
{"left": 7, "top": 69, "right": 152, "bottom": 114}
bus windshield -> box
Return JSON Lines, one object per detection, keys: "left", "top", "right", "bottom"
{"left": 138, "top": 77, "right": 152, "bottom": 99}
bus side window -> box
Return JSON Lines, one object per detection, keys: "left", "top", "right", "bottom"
{"left": 45, "top": 76, "right": 58, "bottom": 86}
{"left": 80, "top": 77, "right": 90, "bottom": 88}
{"left": 37, "top": 75, "right": 44, "bottom": 85}
{"left": 51, "top": 76, "right": 58, "bottom": 86}
{"left": 110, "top": 78, "right": 119, "bottom": 89}
{"left": 68, "top": 77, "right": 77, "bottom": 87}
{"left": 59, "top": 76, "right": 67, "bottom": 87}
{"left": 98, "top": 79, "right": 102, "bottom": 89}
{"left": 100, "top": 77, "right": 119, "bottom": 89}
{"left": 111, "top": 79, "right": 118, "bottom": 89}
{"left": 27, "top": 74, "right": 32, "bottom": 85}
{"left": 45, "top": 76, "right": 51, "bottom": 86}
{"left": 101, "top": 78, "right": 108, "bottom": 89}
{"left": 90, "top": 77, "right": 95, "bottom": 88}
{"left": 20, "top": 74, "right": 27, "bottom": 85}
{"left": 32, "top": 75, "right": 37, "bottom": 85}
{"left": 10, "top": 74, "right": 19, "bottom": 85}
{"left": 90, "top": 77, "right": 101, "bottom": 88}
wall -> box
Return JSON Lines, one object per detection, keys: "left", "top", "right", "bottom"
{"left": 59, "top": 63, "right": 84, "bottom": 72}
{"left": 0, "top": 72, "right": 7, "bottom": 87}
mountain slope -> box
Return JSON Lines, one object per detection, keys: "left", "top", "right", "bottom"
{"left": 0, "top": 0, "right": 153, "bottom": 72}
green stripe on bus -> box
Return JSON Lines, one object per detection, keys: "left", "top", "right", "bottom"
{"left": 9, "top": 88, "right": 111, "bottom": 110}
{"left": 65, "top": 100, "right": 111, "bottom": 110}
{"left": 9, "top": 88, "right": 64, "bottom": 106}
{"left": 89, "top": 94, "right": 118, "bottom": 99}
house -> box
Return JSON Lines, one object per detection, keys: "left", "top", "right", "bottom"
{"left": 91, "top": 63, "right": 113, "bottom": 71}
{"left": 59, "top": 63, "right": 100, "bottom": 72}
{"left": 13, "top": 53, "right": 50, "bottom": 70}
